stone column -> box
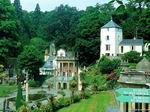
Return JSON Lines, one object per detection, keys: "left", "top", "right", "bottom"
{"left": 67, "top": 82, "right": 69, "bottom": 90}
{"left": 128, "top": 103, "right": 132, "bottom": 111}
{"left": 148, "top": 104, "right": 150, "bottom": 111}
{"left": 73, "top": 62, "right": 75, "bottom": 77}
{"left": 61, "top": 82, "right": 63, "bottom": 89}
{"left": 120, "top": 102, "right": 124, "bottom": 112}
{"left": 142, "top": 103, "right": 145, "bottom": 112}
{"left": 131, "top": 103, "right": 135, "bottom": 111}
{"left": 68, "top": 62, "right": 69, "bottom": 76}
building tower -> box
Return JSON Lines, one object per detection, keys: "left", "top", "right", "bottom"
{"left": 100, "top": 19, "right": 123, "bottom": 57}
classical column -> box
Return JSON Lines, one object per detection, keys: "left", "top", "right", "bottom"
{"left": 67, "top": 82, "right": 69, "bottom": 90}
{"left": 120, "top": 102, "right": 124, "bottom": 112}
{"left": 148, "top": 104, "right": 150, "bottom": 111}
{"left": 68, "top": 62, "right": 69, "bottom": 76}
{"left": 142, "top": 103, "right": 145, "bottom": 112}
{"left": 131, "top": 103, "right": 135, "bottom": 111}
{"left": 128, "top": 103, "right": 132, "bottom": 111}
{"left": 73, "top": 62, "right": 75, "bottom": 77}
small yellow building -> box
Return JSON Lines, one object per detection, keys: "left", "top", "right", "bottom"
{"left": 117, "top": 58, "right": 150, "bottom": 112}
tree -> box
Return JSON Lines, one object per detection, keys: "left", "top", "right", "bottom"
{"left": 98, "top": 56, "right": 121, "bottom": 74}
{"left": 31, "top": 3, "right": 43, "bottom": 37}
{"left": 69, "top": 78, "right": 78, "bottom": 103}
{"left": 17, "top": 45, "right": 43, "bottom": 79}
{"left": 47, "top": 5, "right": 81, "bottom": 48}
{"left": 0, "top": 0, "right": 19, "bottom": 66}
{"left": 74, "top": 4, "right": 115, "bottom": 66}
{"left": 122, "top": 51, "right": 142, "bottom": 63}
{"left": 14, "top": 0, "right": 22, "bottom": 19}
{"left": 29, "top": 37, "right": 49, "bottom": 53}
{"left": 16, "top": 83, "right": 24, "bottom": 110}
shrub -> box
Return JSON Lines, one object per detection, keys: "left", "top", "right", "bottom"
{"left": 28, "top": 79, "right": 39, "bottom": 87}
{"left": 122, "top": 51, "right": 141, "bottom": 63}
{"left": 57, "top": 97, "right": 71, "bottom": 108}
{"left": 39, "top": 103, "right": 53, "bottom": 112}
{"left": 73, "top": 94, "right": 81, "bottom": 103}
{"left": 98, "top": 56, "right": 121, "bottom": 74}
{"left": 81, "top": 90, "right": 91, "bottom": 99}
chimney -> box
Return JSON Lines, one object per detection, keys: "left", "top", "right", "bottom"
{"left": 44, "top": 49, "right": 49, "bottom": 62}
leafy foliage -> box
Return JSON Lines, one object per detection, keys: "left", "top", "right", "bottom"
{"left": 16, "top": 83, "right": 24, "bottom": 110}
{"left": 0, "top": 0, "right": 19, "bottom": 66}
{"left": 122, "top": 51, "right": 142, "bottom": 63}
{"left": 98, "top": 56, "right": 121, "bottom": 74}
{"left": 17, "top": 45, "right": 43, "bottom": 79}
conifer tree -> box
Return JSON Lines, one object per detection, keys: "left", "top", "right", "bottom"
{"left": 14, "top": 0, "right": 22, "bottom": 19}
{"left": 16, "top": 83, "right": 24, "bottom": 110}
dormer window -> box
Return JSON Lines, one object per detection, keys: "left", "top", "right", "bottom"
{"left": 106, "top": 36, "right": 109, "bottom": 40}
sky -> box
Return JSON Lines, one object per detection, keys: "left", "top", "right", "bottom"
{"left": 11, "top": 0, "right": 112, "bottom": 11}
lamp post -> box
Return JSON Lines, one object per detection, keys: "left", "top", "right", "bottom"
{"left": 22, "top": 69, "right": 29, "bottom": 102}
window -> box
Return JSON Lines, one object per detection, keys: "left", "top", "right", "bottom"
{"left": 106, "top": 44, "right": 110, "bottom": 51}
{"left": 131, "top": 46, "right": 134, "bottom": 51}
{"left": 106, "top": 53, "right": 110, "bottom": 56}
{"left": 121, "top": 46, "right": 123, "bottom": 53}
{"left": 106, "top": 36, "right": 109, "bottom": 40}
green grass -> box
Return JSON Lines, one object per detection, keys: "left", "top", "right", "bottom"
{"left": 0, "top": 85, "right": 17, "bottom": 97}
{"left": 58, "top": 91, "right": 116, "bottom": 112}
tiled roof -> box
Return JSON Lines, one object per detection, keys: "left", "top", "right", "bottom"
{"left": 42, "top": 56, "right": 56, "bottom": 69}
{"left": 136, "top": 58, "right": 150, "bottom": 72}
{"left": 102, "top": 20, "right": 121, "bottom": 28}
{"left": 119, "top": 39, "right": 143, "bottom": 45}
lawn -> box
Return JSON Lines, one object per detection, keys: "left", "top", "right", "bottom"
{"left": 58, "top": 91, "right": 116, "bottom": 112}
{"left": 0, "top": 85, "right": 17, "bottom": 97}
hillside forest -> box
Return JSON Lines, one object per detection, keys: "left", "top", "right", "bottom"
{"left": 0, "top": 0, "right": 150, "bottom": 76}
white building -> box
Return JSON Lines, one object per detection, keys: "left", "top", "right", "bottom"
{"left": 40, "top": 46, "right": 82, "bottom": 91}
{"left": 100, "top": 19, "right": 144, "bottom": 57}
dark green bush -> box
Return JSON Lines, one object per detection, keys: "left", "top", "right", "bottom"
{"left": 98, "top": 56, "right": 121, "bottom": 74}
{"left": 28, "top": 79, "right": 39, "bottom": 87}
{"left": 122, "top": 51, "right": 141, "bottom": 63}
{"left": 57, "top": 97, "right": 71, "bottom": 108}
{"left": 73, "top": 94, "right": 81, "bottom": 103}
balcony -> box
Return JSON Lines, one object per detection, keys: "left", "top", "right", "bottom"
{"left": 57, "top": 76, "right": 73, "bottom": 81}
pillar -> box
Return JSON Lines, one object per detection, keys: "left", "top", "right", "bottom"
{"left": 142, "top": 103, "right": 145, "bottom": 112}
{"left": 73, "top": 62, "right": 75, "bottom": 77}
{"left": 148, "top": 104, "right": 150, "bottom": 111}
{"left": 61, "top": 82, "right": 63, "bottom": 89}
{"left": 128, "top": 103, "right": 132, "bottom": 111}
{"left": 68, "top": 62, "right": 69, "bottom": 76}
{"left": 67, "top": 82, "right": 69, "bottom": 90}
{"left": 120, "top": 102, "right": 124, "bottom": 112}
{"left": 131, "top": 103, "right": 135, "bottom": 111}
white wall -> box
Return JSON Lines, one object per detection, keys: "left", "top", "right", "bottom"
{"left": 100, "top": 28, "right": 123, "bottom": 57}
{"left": 119, "top": 45, "right": 143, "bottom": 55}
{"left": 57, "top": 49, "right": 66, "bottom": 57}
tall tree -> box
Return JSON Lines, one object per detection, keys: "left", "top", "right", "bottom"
{"left": 74, "top": 4, "right": 115, "bottom": 66}
{"left": 17, "top": 45, "right": 43, "bottom": 79}
{"left": 14, "top": 0, "right": 22, "bottom": 19}
{"left": 47, "top": 5, "right": 81, "bottom": 49}
{"left": 31, "top": 3, "right": 42, "bottom": 37}
{"left": 16, "top": 83, "right": 24, "bottom": 110}
{"left": 0, "top": 0, "right": 19, "bottom": 66}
